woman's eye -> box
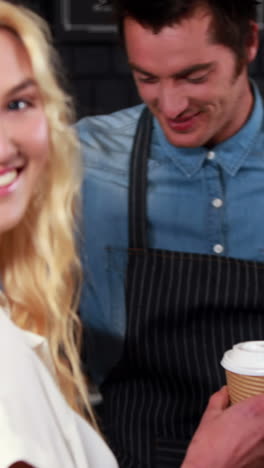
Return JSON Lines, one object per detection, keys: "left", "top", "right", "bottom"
{"left": 8, "top": 100, "right": 29, "bottom": 110}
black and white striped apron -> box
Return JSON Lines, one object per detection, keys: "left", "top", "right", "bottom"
{"left": 101, "top": 108, "right": 264, "bottom": 467}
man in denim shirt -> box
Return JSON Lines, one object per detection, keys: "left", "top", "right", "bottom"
{"left": 76, "top": 0, "right": 264, "bottom": 466}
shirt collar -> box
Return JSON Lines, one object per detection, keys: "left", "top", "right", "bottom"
{"left": 153, "top": 81, "right": 264, "bottom": 178}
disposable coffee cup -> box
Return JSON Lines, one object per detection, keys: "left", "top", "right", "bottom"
{"left": 221, "top": 341, "right": 264, "bottom": 404}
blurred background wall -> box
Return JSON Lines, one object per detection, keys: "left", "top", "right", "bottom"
{"left": 9, "top": 0, "right": 264, "bottom": 119}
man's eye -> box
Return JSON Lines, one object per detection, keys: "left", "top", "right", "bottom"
{"left": 8, "top": 100, "right": 29, "bottom": 110}
{"left": 187, "top": 75, "right": 208, "bottom": 84}
{"left": 136, "top": 76, "right": 157, "bottom": 84}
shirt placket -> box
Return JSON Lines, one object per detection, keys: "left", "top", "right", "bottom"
{"left": 204, "top": 152, "right": 226, "bottom": 256}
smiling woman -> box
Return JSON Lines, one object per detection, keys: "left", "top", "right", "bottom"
{"left": 0, "top": 30, "right": 49, "bottom": 231}
{"left": 0, "top": 1, "right": 117, "bottom": 468}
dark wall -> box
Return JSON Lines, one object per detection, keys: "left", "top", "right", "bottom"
{"left": 55, "top": 35, "right": 141, "bottom": 118}
{"left": 9, "top": 0, "right": 264, "bottom": 119}
{"left": 26, "top": 0, "right": 141, "bottom": 118}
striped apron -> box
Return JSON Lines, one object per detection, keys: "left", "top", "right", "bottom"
{"left": 100, "top": 108, "right": 264, "bottom": 467}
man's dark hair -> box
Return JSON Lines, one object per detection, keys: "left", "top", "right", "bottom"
{"left": 112, "top": 0, "right": 260, "bottom": 66}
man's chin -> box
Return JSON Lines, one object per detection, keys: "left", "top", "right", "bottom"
{"left": 164, "top": 130, "right": 207, "bottom": 148}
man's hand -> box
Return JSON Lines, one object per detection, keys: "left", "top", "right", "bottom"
{"left": 182, "top": 386, "right": 264, "bottom": 468}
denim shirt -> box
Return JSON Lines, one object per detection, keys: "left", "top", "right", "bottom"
{"left": 76, "top": 82, "right": 264, "bottom": 383}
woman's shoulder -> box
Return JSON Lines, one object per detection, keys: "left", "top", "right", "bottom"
{"left": 74, "top": 412, "right": 119, "bottom": 468}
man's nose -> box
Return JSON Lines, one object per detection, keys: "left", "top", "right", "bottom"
{"left": 158, "top": 83, "right": 189, "bottom": 119}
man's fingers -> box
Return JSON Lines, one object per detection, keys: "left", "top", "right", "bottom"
{"left": 183, "top": 393, "right": 264, "bottom": 468}
{"left": 208, "top": 386, "right": 230, "bottom": 410}
{"left": 200, "top": 386, "right": 230, "bottom": 424}
{"left": 227, "top": 393, "right": 264, "bottom": 429}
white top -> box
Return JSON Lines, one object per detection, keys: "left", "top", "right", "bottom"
{"left": 0, "top": 309, "right": 118, "bottom": 468}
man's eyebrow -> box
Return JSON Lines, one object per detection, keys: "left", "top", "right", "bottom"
{"left": 129, "top": 62, "right": 214, "bottom": 78}
{"left": 174, "top": 63, "right": 214, "bottom": 78}
{"left": 6, "top": 78, "right": 37, "bottom": 97}
{"left": 129, "top": 63, "right": 157, "bottom": 77}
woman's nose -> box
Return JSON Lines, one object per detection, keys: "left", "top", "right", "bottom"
{"left": 0, "top": 122, "right": 16, "bottom": 163}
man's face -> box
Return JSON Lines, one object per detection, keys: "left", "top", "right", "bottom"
{"left": 124, "top": 10, "right": 258, "bottom": 147}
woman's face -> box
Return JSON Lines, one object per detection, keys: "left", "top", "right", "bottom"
{"left": 0, "top": 28, "right": 49, "bottom": 233}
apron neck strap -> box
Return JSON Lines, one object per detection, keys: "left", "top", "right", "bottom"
{"left": 129, "top": 106, "right": 153, "bottom": 249}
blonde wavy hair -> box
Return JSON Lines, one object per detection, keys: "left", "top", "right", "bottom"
{"left": 0, "top": 0, "right": 97, "bottom": 428}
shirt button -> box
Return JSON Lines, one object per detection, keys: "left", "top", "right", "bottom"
{"left": 207, "top": 151, "right": 215, "bottom": 160}
{"left": 212, "top": 198, "right": 223, "bottom": 208}
{"left": 213, "top": 244, "right": 224, "bottom": 254}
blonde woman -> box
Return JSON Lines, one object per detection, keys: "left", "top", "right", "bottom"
{"left": 0, "top": 1, "right": 117, "bottom": 467}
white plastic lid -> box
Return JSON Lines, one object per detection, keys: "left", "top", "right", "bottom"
{"left": 221, "top": 341, "right": 264, "bottom": 376}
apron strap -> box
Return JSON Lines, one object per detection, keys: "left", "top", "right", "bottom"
{"left": 129, "top": 106, "right": 153, "bottom": 249}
